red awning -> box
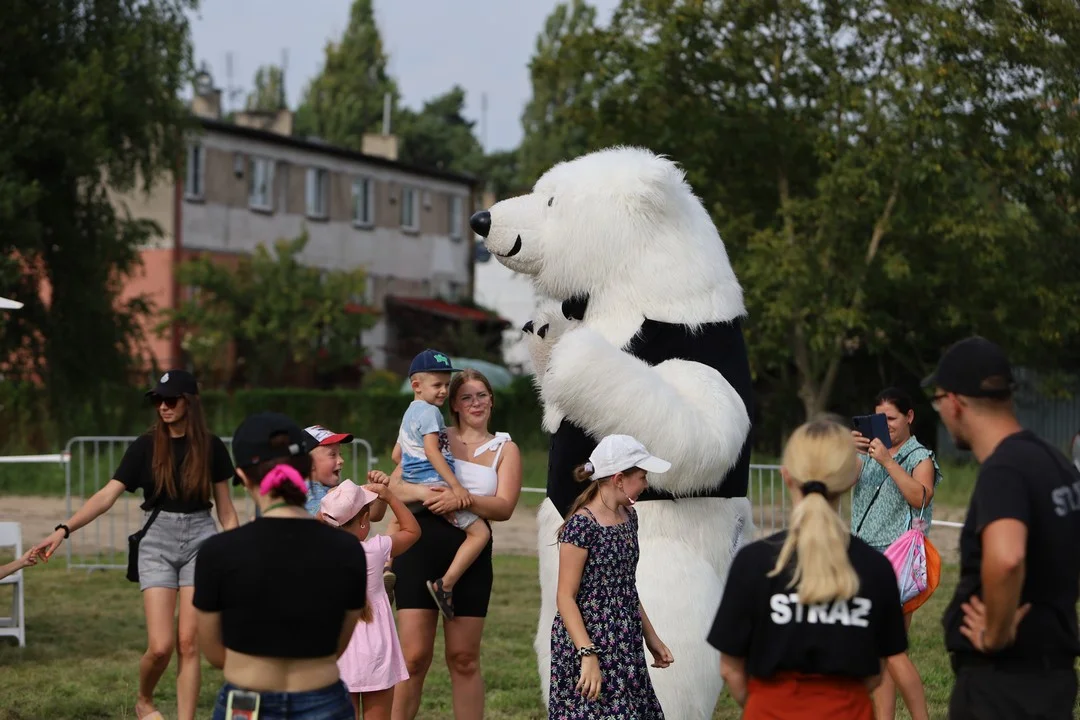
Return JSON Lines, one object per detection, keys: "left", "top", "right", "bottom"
{"left": 387, "top": 295, "right": 510, "bottom": 326}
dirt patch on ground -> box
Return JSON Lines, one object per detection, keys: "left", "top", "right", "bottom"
{"left": 1, "top": 495, "right": 966, "bottom": 564}
{"left": 0, "top": 494, "right": 545, "bottom": 559}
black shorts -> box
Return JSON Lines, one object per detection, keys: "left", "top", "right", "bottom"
{"left": 948, "top": 655, "right": 1077, "bottom": 720}
{"left": 393, "top": 504, "right": 494, "bottom": 618}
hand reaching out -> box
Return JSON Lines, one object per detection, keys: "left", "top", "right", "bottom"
{"left": 366, "top": 470, "right": 390, "bottom": 486}
{"left": 29, "top": 528, "right": 67, "bottom": 563}
{"left": 366, "top": 482, "right": 391, "bottom": 500}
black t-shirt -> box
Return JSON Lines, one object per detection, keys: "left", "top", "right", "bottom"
{"left": 943, "top": 430, "right": 1080, "bottom": 663}
{"left": 113, "top": 433, "right": 235, "bottom": 513}
{"left": 193, "top": 518, "right": 367, "bottom": 658}
{"left": 707, "top": 531, "right": 907, "bottom": 680}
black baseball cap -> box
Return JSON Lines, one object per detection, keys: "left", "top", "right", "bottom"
{"left": 231, "top": 411, "right": 315, "bottom": 478}
{"left": 921, "top": 336, "right": 1015, "bottom": 398}
{"left": 146, "top": 369, "right": 199, "bottom": 399}
{"left": 408, "top": 349, "right": 462, "bottom": 377}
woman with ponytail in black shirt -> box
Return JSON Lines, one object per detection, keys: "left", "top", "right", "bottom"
{"left": 707, "top": 415, "right": 926, "bottom": 720}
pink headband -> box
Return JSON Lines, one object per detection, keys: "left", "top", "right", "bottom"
{"left": 259, "top": 464, "right": 308, "bottom": 496}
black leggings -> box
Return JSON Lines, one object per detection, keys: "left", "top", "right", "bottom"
{"left": 393, "top": 505, "right": 494, "bottom": 618}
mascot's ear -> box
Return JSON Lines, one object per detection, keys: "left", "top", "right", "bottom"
{"left": 609, "top": 148, "right": 681, "bottom": 216}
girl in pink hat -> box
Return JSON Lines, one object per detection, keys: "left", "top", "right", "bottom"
{"left": 319, "top": 479, "right": 420, "bottom": 719}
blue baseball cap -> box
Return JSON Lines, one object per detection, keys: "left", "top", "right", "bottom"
{"left": 408, "top": 349, "right": 462, "bottom": 376}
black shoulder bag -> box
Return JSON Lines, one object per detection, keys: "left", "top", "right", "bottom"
{"left": 126, "top": 505, "right": 163, "bottom": 583}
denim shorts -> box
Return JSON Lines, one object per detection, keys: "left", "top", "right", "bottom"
{"left": 211, "top": 681, "right": 354, "bottom": 720}
{"left": 138, "top": 509, "right": 217, "bottom": 591}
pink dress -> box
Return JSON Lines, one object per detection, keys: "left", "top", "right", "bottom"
{"left": 337, "top": 534, "right": 409, "bottom": 692}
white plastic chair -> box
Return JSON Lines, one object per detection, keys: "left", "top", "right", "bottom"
{"left": 0, "top": 522, "right": 26, "bottom": 647}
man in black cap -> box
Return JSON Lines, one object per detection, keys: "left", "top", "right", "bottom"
{"left": 925, "top": 336, "right": 1080, "bottom": 719}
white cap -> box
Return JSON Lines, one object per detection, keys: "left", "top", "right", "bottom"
{"left": 586, "top": 434, "right": 671, "bottom": 479}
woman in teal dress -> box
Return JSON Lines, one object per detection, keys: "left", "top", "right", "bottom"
{"left": 850, "top": 387, "right": 940, "bottom": 720}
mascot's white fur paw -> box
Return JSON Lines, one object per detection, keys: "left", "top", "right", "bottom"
{"left": 523, "top": 304, "right": 577, "bottom": 433}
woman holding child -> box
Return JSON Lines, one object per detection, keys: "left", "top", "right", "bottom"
{"left": 371, "top": 362, "right": 523, "bottom": 720}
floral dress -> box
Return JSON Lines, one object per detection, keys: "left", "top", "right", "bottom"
{"left": 549, "top": 507, "right": 665, "bottom": 719}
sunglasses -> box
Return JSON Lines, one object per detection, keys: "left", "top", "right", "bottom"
{"left": 149, "top": 395, "right": 181, "bottom": 409}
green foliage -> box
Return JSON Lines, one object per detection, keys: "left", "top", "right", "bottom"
{"left": 156, "top": 231, "right": 377, "bottom": 387}
{"left": 246, "top": 64, "right": 286, "bottom": 112}
{"left": 0, "top": 377, "right": 548, "bottom": 456}
{"left": 518, "top": 0, "right": 1080, "bottom": 420}
{"left": 292, "top": 0, "right": 399, "bottom": 146}
{"left": 0, "top": 0, "right": 199, "bottom": 434}
{"left": 395, "top": 86, "right": 486, "bottom": 175}
{"left": 517, "top": 0, "right": 600, "bottom": 187}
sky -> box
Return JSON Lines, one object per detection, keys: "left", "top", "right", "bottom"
{"left": 188, "top": 0, "right": 619, "bottom": 154}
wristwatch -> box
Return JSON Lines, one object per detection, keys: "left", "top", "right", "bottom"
{"left": 55, "top": 523, "right": 70, "bottom": 538}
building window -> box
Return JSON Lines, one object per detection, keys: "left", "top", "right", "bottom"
{"left": 185, "top": 143, "right": 205, "bottom": 199}
{"left": 401, "top": 187, "right": 418, "bottom": 231}
{"left": 448, "top": 195, "right": 463, "bottom": 239}
{"left": 306, "top": 167, "right": 329, "bottom": 219}
{"left": 248, "top": 156, "right": 274, "bottom": 211}
{"left": 352, "top": 177, "right": 375, "bottom": 227}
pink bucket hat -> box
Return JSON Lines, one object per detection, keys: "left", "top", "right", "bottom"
{"left": 319, "top": 479, "right": 378, "bottom": 527}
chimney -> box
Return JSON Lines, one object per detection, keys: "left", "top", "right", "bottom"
{"left": 362, "top": 92, "right": 399, "bottom": 161}
{"left": 191, "top": 67, "right": 221, "bottom": 120}
{"left": 362, "top": 133, "right": 399, "bottom": 161}
{"left": 234, "top": 109, "right": 294, "bottom": 137}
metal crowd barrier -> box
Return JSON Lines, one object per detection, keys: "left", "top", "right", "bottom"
{"left": 61, "top": 435, "right": 376, "bottom": 572}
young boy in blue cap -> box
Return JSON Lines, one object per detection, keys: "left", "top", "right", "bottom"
{"left": 389, "top": 348, "right": 490, "bottom": 619}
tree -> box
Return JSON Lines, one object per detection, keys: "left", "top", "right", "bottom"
{"left": 517, "top": 0, "right": 601, "bottom": 187}
{"left": 158, "top": 232, "right": 376, "bottom": 388}
{"left": 395, "top": 86, "right": 485, "bottom": 175}
{"left": 293, "top": 0, "right": 399, "bottom": 146}
{"left": 527, "top": 0, "right": 1080, "bottom": 419}
{"left": 0, "top": 0, "right": 198, "bottom": 428}
{"left": 246, "top": 64, "right": 286, "bottom": 112}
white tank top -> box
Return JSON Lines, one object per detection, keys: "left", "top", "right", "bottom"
{"left": 456, "top": 432, "right": 512, "bottom": 498}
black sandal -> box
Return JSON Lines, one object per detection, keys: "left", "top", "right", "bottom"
{"left": 426, "top": 578, "right": 455, "bottom": 620}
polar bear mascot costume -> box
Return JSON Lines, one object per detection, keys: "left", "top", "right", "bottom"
{"left": 469, "top": 146, "right": 755, "bottom": 719}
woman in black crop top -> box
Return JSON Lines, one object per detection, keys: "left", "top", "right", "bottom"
{"left": 30, "top": 369, "right": 238, "bottom": 720}
{"left": 193, "top": 412, "right": 368, "bottom": 720}
{"left": 707, "top": 416, "right": 928, "bottom": 720}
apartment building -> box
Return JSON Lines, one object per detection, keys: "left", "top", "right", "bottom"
{"left": 115, "top": 74, "right": 508, "bottom": 380}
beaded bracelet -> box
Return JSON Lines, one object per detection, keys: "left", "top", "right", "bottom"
{"left": 577, "top": 645, "right": 603, "bottom": 659}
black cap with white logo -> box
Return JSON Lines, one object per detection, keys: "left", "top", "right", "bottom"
{"left": 145, "top": 369, "right": 199, "bottom": 399}
{"left": 921, "top": 336, "right": 1015, "bottom": 398}
{"left": 231, "top": 412, "right": 315, "bottom": 479}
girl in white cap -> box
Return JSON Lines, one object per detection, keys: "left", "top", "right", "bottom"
{"left": 548, "top": 434, "right": 675, "bottom": 719}
{"left": 319, "top": 479, "right": 420, "bottom": 720}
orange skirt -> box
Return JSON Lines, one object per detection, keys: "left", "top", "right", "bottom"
{"left": 742, "top": 673, "right": 874, "bottom": 720}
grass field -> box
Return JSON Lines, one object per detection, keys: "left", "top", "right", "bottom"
{"left": 0, "top": 552, "right": 1049, "bottom": 720}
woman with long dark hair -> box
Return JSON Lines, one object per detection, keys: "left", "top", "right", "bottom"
{"left": 193, "top": 411, "right": 368, "bottom": 720}
{"left": 31, "top": 370, "right": 239, "bottom": 720}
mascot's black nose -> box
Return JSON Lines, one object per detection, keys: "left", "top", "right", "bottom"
{"left": 470, "top": 210, "right": 491, "bottom": 238}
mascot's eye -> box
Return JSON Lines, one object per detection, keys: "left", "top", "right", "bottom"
{"left": 547, "top": 197, "right": 554, "bottom": 207}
